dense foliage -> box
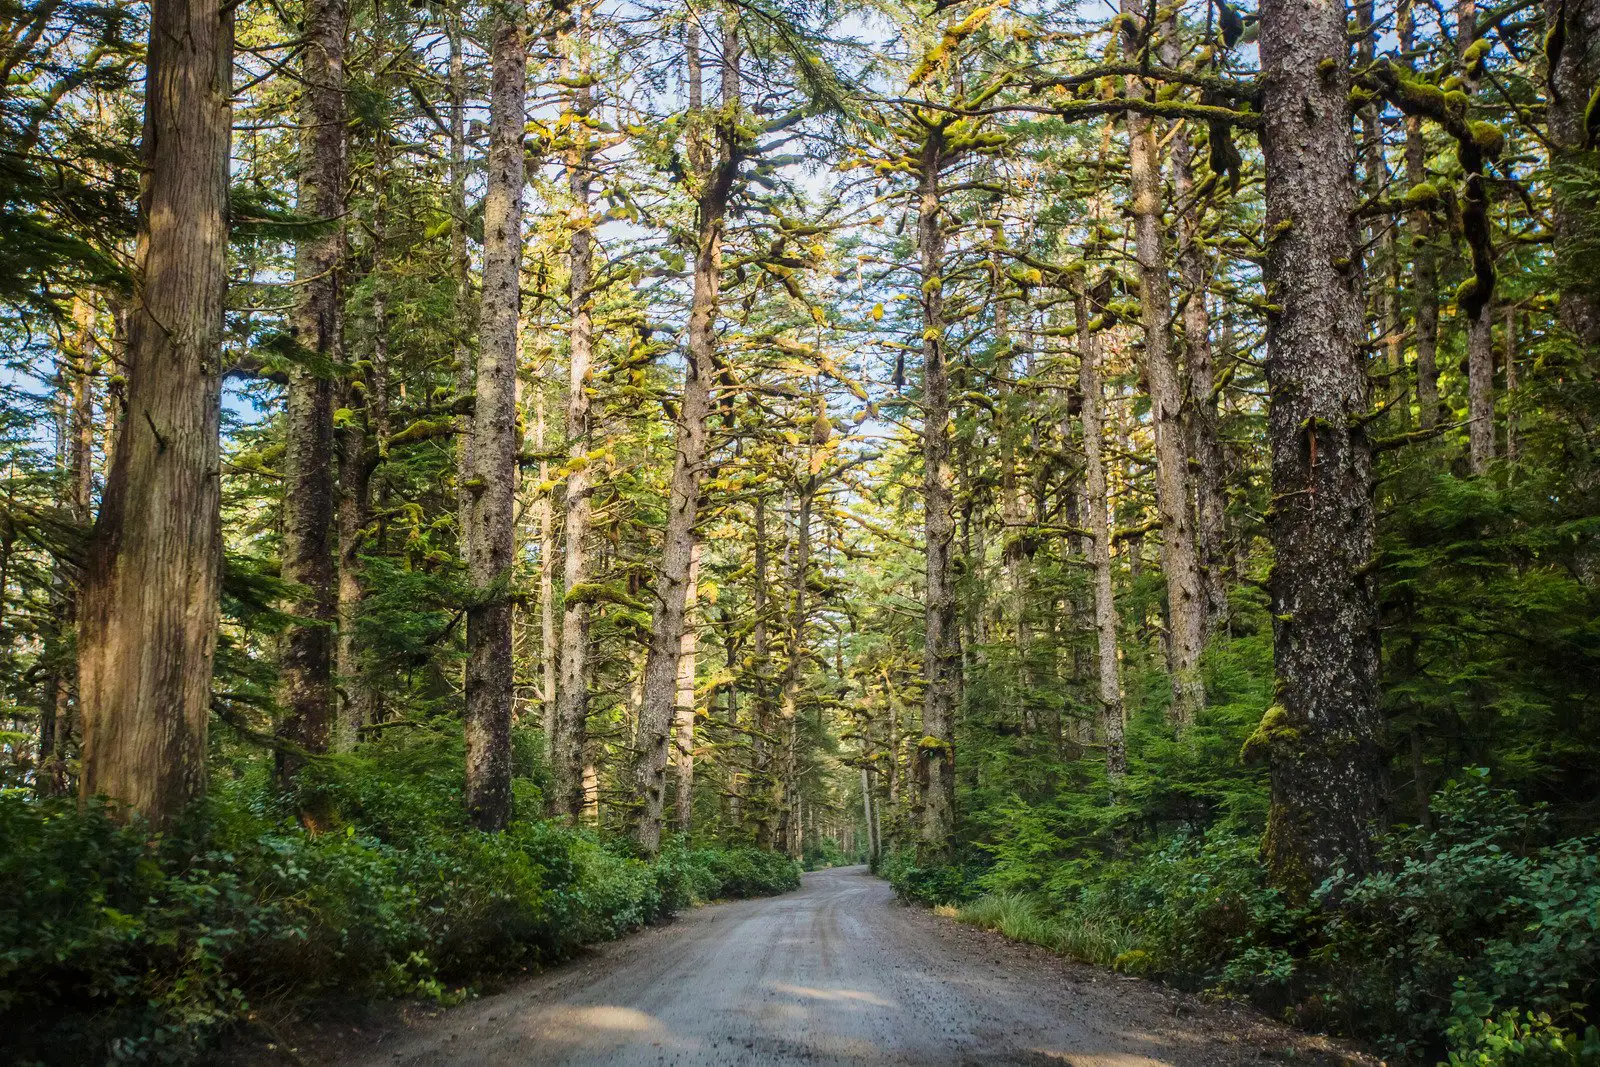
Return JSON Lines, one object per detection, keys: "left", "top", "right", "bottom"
{"left": 1, "top": 0, "right": 1597, "bottom": 1062}
{"left": 0, "top": 737, "right": 798, "bottom": 1064}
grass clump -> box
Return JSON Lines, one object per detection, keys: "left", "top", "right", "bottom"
{"left": 955, "top": 891, "right": 1138, "bottom": 967}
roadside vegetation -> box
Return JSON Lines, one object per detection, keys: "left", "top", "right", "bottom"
{"left": 2, "top": 0, "right": 1597, "bottom": 1062}
{"left": 1, "top": 737, "right": 799, "bottom": 1064}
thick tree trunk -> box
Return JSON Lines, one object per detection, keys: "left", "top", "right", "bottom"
{"left": 1121, "top": 9, "right": 1205, "bottom": 730}
{"left": 916, "top": 134, "right": 956, "bottom": 857}
{"left": 1547, "top": 0, "right": 1600, "bottom": 345}
{"left": 277, "top": 0, "right": 347, "bottom": 780}
{"left": 549, "top": 20, "right": 597, "bottom": 821}
{"left": 77, "top": 0, "right": 231, "bottom": 824}
{"left": 1076, "top": 283, "right": 1126, "bottom": 784}
{"left": 671, "top": 541, "right": 701, "bottom": 833}
{"left": 630, "top": 16, "right": 737, "bottom": 854}
{"left": 1257, "top": 0, "right": 1386, "bottom": 895}
{"left": 463, "top": 1, "right": 525, "bottom": 832}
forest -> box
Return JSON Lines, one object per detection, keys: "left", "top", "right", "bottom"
{"left": 0, "top": 0, "right": 1597, "bottom": 1061}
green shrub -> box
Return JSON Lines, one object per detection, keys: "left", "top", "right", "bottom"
{"left": 1321, "top": 774, "right": 1600, "bottom": 1057}
{"left": 883, "top": 772, "right": 1598, "bottom": 1062}
{"left": 880, "top": 846, "right": 985, "bottom": 905}
{"left": 0, "top": 748, "right": 803, "bottom": 1065}
{"left": 1445, "top": 1004, "right": 1600, "bottom": 1066}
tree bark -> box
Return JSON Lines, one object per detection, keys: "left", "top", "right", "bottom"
{"left": 1546, "top": 0, "right": 1600, "bottom": 345}
{"left": 1257, "top": 0, "right": 1386, "bottom": 895}
{"left": 994, "top": 293, "right": 1033, "bottom": 733}
{"left": 1170, "top": 130, "right": 1229, "bottom": 631}
{"left": 40, "top": 296, "right": 97, "bottom": 794}
{"left": 1121, "top": 7, "right": 1205, "bottom": 731}
{"left": 77, "top": 0, "right": 231, "bottom": 825}
{"left": 534, "top": 378, "right": 557, "bottom": 734}
{"left": 1400, "top": 0, "right": 1442, "bottom": 429}
{"left": 774, "top": 480, "right": 813, "bottom": 857}
{"left": 630, "top": 12, "right": 737, "bottom": 854}
{"left": 449, "top": 16, "right": 474, "bottom": 546}
{"left": 334, "top": 292, "right": 379, "bottom": 746}
{"left": 1458, "top": 0, "right": 1497, "bottom": 476}
{"left": 671, "top": 541, "right": 701, "bottom": 833}
{"left": 916, "top": 130, "right": 956, "bottom": 857}
{"left": 277, "top": 0, "right": 347, "bottom": 780}
{"left": 549, "top": 13, "right": 597, "bottom": 821}
{"left": 750, "top": 491, "right": 776, "bottom": 847}
{"left": 463, "top": 0, "right": 526, "bottom": 832}
{"left": 1076, "top": 282, "right": 1126, "bottom": 785}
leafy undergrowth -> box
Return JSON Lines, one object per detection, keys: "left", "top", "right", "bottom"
{"left": 0, "top": 741, "right": 799, "bottom": 1066}
{"left": 884, "top": 775, "right": 1600, "bottom": 1065}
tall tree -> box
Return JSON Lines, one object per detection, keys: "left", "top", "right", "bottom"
{"left": 276, "top": 0, "right": 347, "bottom": 779}
{"left": 916, "top": 119, "right": 956, "bottom": 856}
{"left": 77, "top": 0, "right": 232, "bottom": 823}
{"left": 1120, "top": 7, "right": 1205, "bottom": 730}
{"left": 629, "top": 9, "right": 739, "bottom": 853}
{"left": 1399, "top": 0, "right": 1442, "bottom": 429}
{"left": 1076, "top": 276, "right": 1125, "bottom": 784}
{"left": 1253, "top": 0, "right": 1386, "bottom": 893}
{"left": 463, "top": 0, "right": 527, "bottom": 832}
{"left": 549, "top": 5, "right": 598, "bottom": 822}
{"left": 671, "top": 540, "right": 700, "bottom": 832}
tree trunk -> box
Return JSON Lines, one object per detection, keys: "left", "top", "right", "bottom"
{"left": 916, "top": 132, "right": 956, "bottom": 857}
{"left": 1467, "top": 310, "right": 1497, "bottom": 474}
{"left": 1160, "top": 36, "right": 1228, "bottom": 634}
{"left": 534, "top": 380, "right": 557, "bottom": 734}
{"left": 671, "top": 541, "right": 701, "bottom": 833}
{"left": 629, "top": 14, "right": 737, "bottom": 854}
{"left": 1400, "top": 0, "right": 1442, "bottom": 429}
{"left": 750, "top": 492, "right": 775, "bottom": 847}
{"left": 774, "top": 480, "right": 813, "bottom": 855}
{"left": 1170, "top": 130, "right": 1229, "bottom": 631}
{"left": 40, "top": 296, "right": 97, "bottom": 795}
{"left": 449, "top": 16, "right": 474, "bottom": 545}
{"left": 463, "top": 0, "right": 526, "bottom": 832}
{"left": 1121, "top": 7, "right": 1205, "bottom": 731}
{"left": 77, "top": 0, "right": 231, "bottom": 824}
{"left": 994, "top": 294, "right": 1033, "bottom": 733}
{"left": 1357, "top": 0, "right": 1406, "bottom": 431}
{"left": 335, "top": 270, "right": 385, "bottom": 745}
{"left": 549, "top": 14, "right": 597, "bottom": 822}
{"left": 1076, "top": 283, "right": 1126, "bottom": 784}
{"left": 1504, "top": 306, "right": 1519, "bottom": 466}
{"left": 1547, "top": 0, "right": 1600, "bottom": 345}
{"left": 277, "top": 0, "right": 347, "bottom": 780}
{"left": 1256, "top": 0, "right": 1386, "bottom": 895}
{"left": 1458, "top": 0, "right": 1497, "bottom": 476}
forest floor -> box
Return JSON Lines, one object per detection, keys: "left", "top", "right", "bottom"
{"left": 226, "top": 866, "right": 1376, "bottom": 1066}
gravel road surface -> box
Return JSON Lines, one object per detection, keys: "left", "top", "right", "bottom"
{"left": 340, "top": 865, "right": 1364, "bottom": 1067}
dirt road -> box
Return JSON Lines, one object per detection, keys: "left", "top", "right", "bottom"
{"left": 340, "top": 866, "right": 1362, "bottom": 1066}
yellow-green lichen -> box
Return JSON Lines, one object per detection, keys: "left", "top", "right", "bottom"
{"left": 1241, "top": 704, "right": 1299, "bottom": 763}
